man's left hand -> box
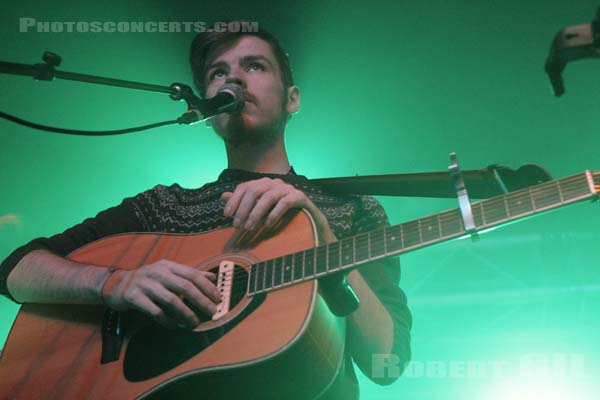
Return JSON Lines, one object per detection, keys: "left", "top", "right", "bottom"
{"left": 220, "top": 177, "right": 336, "bottom": 243}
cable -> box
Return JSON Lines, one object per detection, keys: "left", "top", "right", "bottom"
{"left": 0, "top": 110, "right": 179, "bottom": 136}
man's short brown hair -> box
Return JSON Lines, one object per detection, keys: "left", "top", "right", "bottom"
{"left": 190, "top": 23, "right": 294, "bottom": 98}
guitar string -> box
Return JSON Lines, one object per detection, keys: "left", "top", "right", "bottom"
{"left": 219, "top": 181, "right": 580, "bottom": 304}
{"left": 219, "top": 173, "right": 589, "bottom": 298}
{"left": 248, "top": 173, "right": 586, "bottom": 271}
{"left": 220, "top": 195, "right": 579, "bottom": 301}
{"left": 211, "top": 173, "right": 590, "bottom": 300}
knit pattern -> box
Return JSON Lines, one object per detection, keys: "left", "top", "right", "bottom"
{"left": 126, "top": 168, "right": 390, "bottom": 241}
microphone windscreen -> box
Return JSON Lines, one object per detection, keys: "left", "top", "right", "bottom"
{"left": 218, "top": 83, "right": 245, "bottom": 111}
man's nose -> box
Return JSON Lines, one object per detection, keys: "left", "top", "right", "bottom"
{"left": 225, "top": 76, "right": 245, "bottom": 88}
{"left": 225, "top": 67, "right": 245, "bottom": 88}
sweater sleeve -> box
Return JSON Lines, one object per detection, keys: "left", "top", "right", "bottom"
{"left": 351, "top": 196, "right": 413, "bottom": 378}
{"left": 0, "top": 197, "right": 145, "bottom": 302}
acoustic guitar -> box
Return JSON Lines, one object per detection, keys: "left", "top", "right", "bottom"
{"left": 0, "top": 170, "right": 598, "bottom": 399}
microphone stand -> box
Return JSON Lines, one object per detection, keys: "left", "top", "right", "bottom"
{"left": 0, "top": 51, "right": 203, "bottom": 127}
{"left": 311, "top": 163, "right": 552, "bottom": 199}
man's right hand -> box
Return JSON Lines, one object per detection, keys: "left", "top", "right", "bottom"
{"left": 101, "top": 259, "right": 222, "bottom": 329}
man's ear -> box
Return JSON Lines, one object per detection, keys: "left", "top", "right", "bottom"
{"left": 286, "top": 85, "right": 300, "bottom": 114}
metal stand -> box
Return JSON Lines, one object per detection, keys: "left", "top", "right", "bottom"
{"left": 0, "top": 51, "right": 204, "bottom": 124}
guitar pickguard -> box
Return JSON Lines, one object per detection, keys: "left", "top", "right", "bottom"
{"left": 123, "top": 264, "right": 266, "bottom": 382}
{"left": 123, "top": 294, "right": 267, "bottom": 382}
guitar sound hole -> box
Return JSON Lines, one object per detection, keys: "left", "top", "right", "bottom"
{"left": 123, "top": 264, "right": 266, "bottom": 382}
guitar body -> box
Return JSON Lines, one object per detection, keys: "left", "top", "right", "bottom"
{"left": 0, "top": 211, "right": 346, "bottom": 400}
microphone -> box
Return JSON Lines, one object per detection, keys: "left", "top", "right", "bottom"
{"left": 178, "top": 83, "right": 245, "bottom": 124}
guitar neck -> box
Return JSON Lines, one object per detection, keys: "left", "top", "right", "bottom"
{"left": 248, "top": 170, "right": 600, "bottom": 295}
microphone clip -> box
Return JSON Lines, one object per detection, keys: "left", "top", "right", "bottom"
{"left": 169, "top": 82, "right": 205, "bottom": 125}
{"left": 170, "top": 82, "right": 244, "bottom": 125}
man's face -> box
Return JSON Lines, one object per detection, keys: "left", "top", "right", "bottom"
{"left": 203, "top": 36, "right": 298, "bottom": 143}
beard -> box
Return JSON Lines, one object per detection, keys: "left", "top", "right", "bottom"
{"left": 212, "top": 100, "right": 288, "bottom": 148}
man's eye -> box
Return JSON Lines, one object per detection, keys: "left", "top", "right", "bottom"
{"left": 210, "top": 69, "right": 226, "bottom": 80}
{"left": 247, "top": 63, "right": 265, "bottom": 72}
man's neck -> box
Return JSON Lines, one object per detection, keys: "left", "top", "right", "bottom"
{"left": 224, "top": 134, "right": 291, "bottom": 174}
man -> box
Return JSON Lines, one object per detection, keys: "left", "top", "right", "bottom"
{"left": 0, "top": 25, "right": 412, "bottom": 399}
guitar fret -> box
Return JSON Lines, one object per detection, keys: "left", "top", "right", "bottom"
{"left": 338, "top": 239, "right": 342, "bottom": 269}
{"left": 341, "top": 237, "right": 354, "bottom": 267}
{"left": 304, "top": 248, "right": 315, "bottom": 277}
{"left": 383, "top": 226, "right": 388, "bottom": 254}
{"left": 254, "top": 262, "right": 262, "bottom": 291}
{"left": 293, "top": 252, "right": 303, "bottom": 282}
{"left": 370, "top": 228, "right": 385, "bottom": 258}
{"left": 316, "top": 245, "right": 327, "bottom": 275}
{"left": 471, "top": 202, "right": 484, "bottom": 227}
{"left": 328, "top": 241, "right": 341, "bottom": 271}
{"left": 288, "top": 255, "right": 295, "bottom": 282}
{"left": 531, "top": 181, "right": 561, "bottom": 209}
{"left": 274, "top": 258, "right": 283, "bottom": 287}
{"left": 481, "top": 196, "right": 509, "bottom": 227}
{"left": 559, "top": 174, "right": 590, "bottom": 202}
{"left": 355, "top": 233, "right": 369, "bottom": 263}
{"left": 385, "top": 225, "right": 403, "bottom": 253}
{"left": 249, "top": 263, "right": 258, "bottom": 293}
{"left": 291, "top": 252, "right": 301, "bottom": 281}
{"left": 265, "top": 260, "right": 274, "bottom": 290}
{"left": 454, "top": 210, "right": 465, "bottom": 234}
{"left": 529, "top": 187, "right": 537, "bottom": 211}
{"left": 256, "top": 263, "right": 265, "bottom": 291}
{"left": 264, "top": 260, "right": 269, "bottom": 290}
{"left": 439, "top": 213, "right": 449, "bottom": 237}
{"left": 281, "top": 257, "right": 292, "bottom": 284}
{"left": 556, "top": 180, "right": 564, "bottom": 203}
{"left": 403, "top": 220, "right": 420, "bottom": 248}
{"left": 480, "top": 201, "right": 487, "bottom": 225}
{"left": 559, "top": 177, "right": 582, "bottom": 201}
{"left": 420, "top": 215, "right": 440, "bottom": 242}
{"left": 506, "top": 190, "right": 534, "bottom": 217}
{"left": 400, "top": 222, "right": 405, "bottom": 248}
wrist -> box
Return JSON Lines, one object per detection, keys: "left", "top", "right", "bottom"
{"left": 99, "top": 267, "right": 125, "bottom": 306}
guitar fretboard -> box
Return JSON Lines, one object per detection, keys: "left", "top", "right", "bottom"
{"left": 247, "top": 171, "right": 599, "bottom": 295}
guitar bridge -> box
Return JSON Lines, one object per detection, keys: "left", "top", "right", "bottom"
{"left": 212, "top": 260, "right": 234, "bottom": 320}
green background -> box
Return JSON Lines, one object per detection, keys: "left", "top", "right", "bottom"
{"left": 1, "top": 1, "right": 599, "bottom": 398}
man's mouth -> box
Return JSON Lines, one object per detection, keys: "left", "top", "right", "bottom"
{"left": 244, "top": 93, "right": 256, "bottom": 104}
